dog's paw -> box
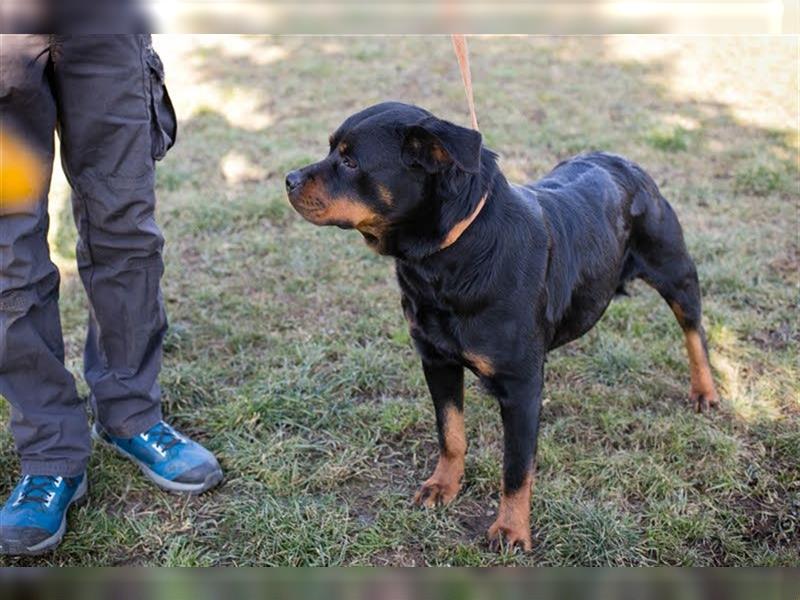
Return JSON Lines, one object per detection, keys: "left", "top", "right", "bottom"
{"left": 412, "top": 479, "right": 460, "bottom": 508}
{"left": 691, "top": 389, "right": 720, "bottom": 413}
{"left": 487, "top": 518, "right": 532, "bottom": 553}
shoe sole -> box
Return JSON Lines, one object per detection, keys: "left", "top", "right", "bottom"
{"left": 92, "top": 425, "right": 223, "bottom": 495}
{"left": 0, "top": 475, "right": 88, "bottom": 557}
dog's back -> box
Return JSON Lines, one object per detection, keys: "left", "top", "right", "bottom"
{"left": 521, "top": 153, "right": 661, "bottom": 348}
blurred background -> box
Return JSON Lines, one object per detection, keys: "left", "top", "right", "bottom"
{"left": 1, "top": 568, "right": 799, "bottom": 597}
{"left": 3, "top": 1, "right": 798, "bottom": 33}
{"left": 153, "top": 1, "right": 798, "bottom": 34}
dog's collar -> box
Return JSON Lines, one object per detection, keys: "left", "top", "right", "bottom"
{"left": 440, "top": 192, "right": 488, "bottom": 250}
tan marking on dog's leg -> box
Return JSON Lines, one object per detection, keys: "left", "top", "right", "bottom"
{"left": 669, "top": 301, "right": 687, "bottom": 328}
{"left": 463, "top": 351, "right": 494, "bottom": 377}
{"left": 684, "top": 329, "right": 719, "bottom": 412}
{"left": 413, "top": 406, "right": 466, "bottom": 508}
{"left": 487, "top": 471, "right": 533, "bottom": 552}
{"left": 669, "top": 302, "right": 719, "bottom": 412}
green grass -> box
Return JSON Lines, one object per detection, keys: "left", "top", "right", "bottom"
{"left": 645, "top": 126, "right": 692, "bottom": 152}
{"left": 734, "top": 164, "right": 789, "bottom": 196}
{"left": 1, "top": 36, "right": 798, "bottom": 566}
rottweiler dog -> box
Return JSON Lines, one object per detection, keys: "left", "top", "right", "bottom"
{"left": 285, "top": 102, "right": 718, "bottom": 551}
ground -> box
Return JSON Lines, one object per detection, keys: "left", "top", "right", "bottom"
{"left": 1, "top": 35, "right": 797, "bottom": 566}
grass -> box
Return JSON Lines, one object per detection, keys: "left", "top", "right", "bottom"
{"left": 734, "top": 164, "right": 788, "bottom": 196}
{"left": 645, "top": 126, "right": 691, "bottom": 152}
{"left": 1, "top": 35, "right": 798, "bottom": 566}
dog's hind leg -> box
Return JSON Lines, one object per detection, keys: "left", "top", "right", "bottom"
{"left": 633, "top": 201, "right": 719, "bottom": 412}
{"left": 669, "top": 293, "right": 719, "bottom": 413}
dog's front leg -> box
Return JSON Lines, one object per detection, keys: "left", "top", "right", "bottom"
{"left": 487, "top": 366, "right": 544, "bottom": 552}
{"left": 413, "top": 360, "right": 466, "bottom": 508}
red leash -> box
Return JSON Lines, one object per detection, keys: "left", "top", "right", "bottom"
{"left": 439, "top": 34, "right": 485, "bottom": 250}
{"left": 451, "top": 34, "right": 479, "bottom": 131}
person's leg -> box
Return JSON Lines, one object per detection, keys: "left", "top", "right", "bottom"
{"left": 53, "top": 34, "right": 220, "bottom": 494}
{"left": 0, "top": 34, "right": 91, "bottom": 478}
{"left": 52, "top": 34, "right": 168, "bottom": 437}
{"left": 0, "top": 33, "right": 89, "bottom": 557}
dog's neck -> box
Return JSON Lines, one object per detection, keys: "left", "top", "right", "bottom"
{"left": 439, "top": 192, "right": 488, "bottom": 250}
{"left": 388, "top": 148, "right": 504, "bottom": 261}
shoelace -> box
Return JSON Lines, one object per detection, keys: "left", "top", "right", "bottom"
{"left": 13, "top": 475, "right": 63, "bottom": 508}
{"left": 140, "top": 422, "right": 183, "bottom": 456}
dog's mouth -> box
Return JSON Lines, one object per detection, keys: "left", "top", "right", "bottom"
{"left": 330, "top": 220, "right": 354, "bottom": 230}
{"left": 360, "top": 231, "right": 379, "bottom": 245}
{"left": 288, "top": 187, "right": 389, "bottom": 251}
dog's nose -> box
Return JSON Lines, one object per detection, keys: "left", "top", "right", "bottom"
{"left": 285, "top": 170, "right": 303, "bottom": 193}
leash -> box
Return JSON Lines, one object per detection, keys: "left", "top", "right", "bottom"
{"left": 451, "top": 34, "right": 479, "bottom": 131}
{"left": 439, "top": 35, "right": 486, "bottom": 251}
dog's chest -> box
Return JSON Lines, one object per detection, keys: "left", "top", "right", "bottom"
{"left": 399, "top": 273, "right": 469, "bottom": 360}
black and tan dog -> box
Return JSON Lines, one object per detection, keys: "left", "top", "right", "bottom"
{"left": 285, "top": 102, "right": 718, "bottom": 551}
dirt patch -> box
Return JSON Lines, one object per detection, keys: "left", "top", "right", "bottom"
{"left": 768, "top": 242, "right": 799, "bottom": 280}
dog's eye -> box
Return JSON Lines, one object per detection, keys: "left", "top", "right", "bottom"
{"left": 341, "top": 155, "right": 358, "bottom": 169}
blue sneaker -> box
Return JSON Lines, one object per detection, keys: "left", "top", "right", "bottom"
{"left": 0, "top": 473, "right": 87, "bottom": 556}
{"left": 92, "top": 421, "right": 222, "bottom": 494}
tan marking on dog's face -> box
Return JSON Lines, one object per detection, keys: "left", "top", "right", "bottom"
{"left": 487, "top": 471, "right": 533, "bottom": 552}
{"left": 289, "top": 177, "right": 384, "bottom": 228}
{"left": 430, "top": 142, "right": 448, "bottom": 164}
{"left": 413, "top": 405, "right": 466, "bottom": 508}
{"left": 288, "top": 175, "right": 390, "bottom": 253}
{"left": 377, "top": 184, "right": 394, "bottom": 206}
{"left": 318, "top": 198, "right": 379, "bottom": 227}
{"left": 464, "top": 351, "right": 495, "bottom": 377}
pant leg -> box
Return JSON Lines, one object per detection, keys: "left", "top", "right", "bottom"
{"left": 52, "top": 34, "right": 175, "bottom": 437}
{"left": 0, "top": 34, "right": 90, "bottom": 477}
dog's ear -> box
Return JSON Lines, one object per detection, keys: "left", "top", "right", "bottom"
{"left": 400, "top": 116, "right": 482, "bottom": 174}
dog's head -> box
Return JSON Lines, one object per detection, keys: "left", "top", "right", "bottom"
{"left": 285, "top": 102, "right": 489, "bottom": 257}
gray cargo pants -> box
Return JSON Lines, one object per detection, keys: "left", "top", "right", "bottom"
{"left": 0, "top": 35, "right": 176, "bottom": 477}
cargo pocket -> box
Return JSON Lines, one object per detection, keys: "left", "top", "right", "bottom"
{"left": 145, "top": 46, "right": 177, "bottom": 161}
